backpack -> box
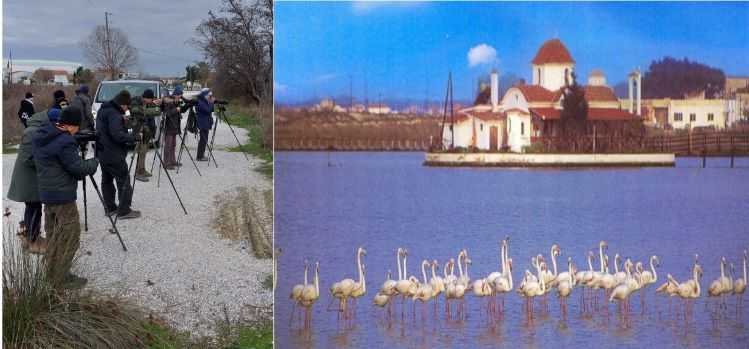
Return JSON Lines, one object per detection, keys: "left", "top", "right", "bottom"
{"left": 186, "top": 107, "right": 198, "bottom": 134}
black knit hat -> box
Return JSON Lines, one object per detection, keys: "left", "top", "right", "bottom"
{"left": 58, "top": 106, "right": 82, "bottom": 126}
{"left": 113, "top": 90, "right": 132, "bottom": 106}
{"left": 142, "top": 89, "right": 155, "bottom": 99}
{"left": 25, "top": 92, "right": 33, "bottom": 99}
{"left": 53, "top": 90, "right": 66, "bottom": 100}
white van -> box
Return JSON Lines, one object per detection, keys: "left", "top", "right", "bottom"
{"left": 92, "top": 80, "right": 168, "bottom": 140}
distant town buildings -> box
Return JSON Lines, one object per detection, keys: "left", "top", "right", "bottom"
{"left": 3, "top": 59, "right": 82, "bottom": 85}
{"left": 367, "top": 103, "right": 391, "bottom": 114}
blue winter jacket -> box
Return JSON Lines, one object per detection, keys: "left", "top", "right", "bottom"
{"left": 32, "top": 124, "right": 99, "bottom": 204}
{"left": 196, "top": 95, "right": 214, "bottom": 130}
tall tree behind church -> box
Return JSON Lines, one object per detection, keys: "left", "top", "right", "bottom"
{"left": 643, "top": 57, "right": 725, "bottom": 99}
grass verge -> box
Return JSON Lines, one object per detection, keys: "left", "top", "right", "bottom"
{"left": 222, "top": 105, "right": 273, "bottom": 179}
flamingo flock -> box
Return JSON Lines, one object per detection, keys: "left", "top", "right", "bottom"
{"left": 289, "top": 242, "right": 748, "bottom": 329}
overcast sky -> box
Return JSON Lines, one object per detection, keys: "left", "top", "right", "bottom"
{"left": 3, "top": 0, "right": 225, "bottom": 76}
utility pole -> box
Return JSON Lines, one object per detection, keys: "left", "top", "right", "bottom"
{"left": 6, "top": 49, "right": 12, "bottom": 85}
{"left": 349, "top": 74, "right": 353, "bottom": 109}
{"left": 104, "top": 12, "right": 113, "bottom": 79}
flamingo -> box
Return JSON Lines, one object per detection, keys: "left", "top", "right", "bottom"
{"left": 599, "top": 255, "right": 618, "bottom": 311}
{"left": 576, "top": 251, "right": 596, "bottom": 312}
{"left": 299, "top": 261, "right": 320, "bottom": 329}
{"left": 734, "top": 250, "right": 747, "bottom": 317}
{"left": 290, "top": 260, "right": 308, "bottom": 325}
{"left": 395, "top": 248, "right": 416, "bottom": 318}
{"left": 374, "top": 270, "right": 393, "bottom": 315}
{"left": 613, "top": 254, "right": 627, "bottom": 284}
{"left": 708, "top": 257, "right": 730, "bottom": 313}
{"left": 493, "top": 239, "right": 513, "bottom": 317}
{"left": 330, "top": 246, "right": 366, "bottom": 320}
{"left": 519, "top": 255, "right": 546, "bottom": 321}
{"left": 637, "top": 256, "right": 659, "bottom": 312}
{"left": 671, "top": 262, "right": 703, "bottom": 322}
{"left": 412, "top": 260, "right": 436, "bottom": 320}
{"left": 557, "top": 257, "right": 575, "bottom": 318}
{"left": 609, "top": 259, "right": 638, "bottom": 322}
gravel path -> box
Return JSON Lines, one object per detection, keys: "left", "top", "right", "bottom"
{"left": 2, "top": 114, "right": 272, "bottom": 337}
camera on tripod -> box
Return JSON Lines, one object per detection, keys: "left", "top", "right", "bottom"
{"left": 74, "top": 130, "right": 98, "bottom": 145}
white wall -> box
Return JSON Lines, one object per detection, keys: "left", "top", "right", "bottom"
{"left": 507, "top": 112, "right": 531, "bottom": 152}
{"left": 442, "top": 120, "right": 474, "bottom": 149}
{"left": 668, "top": 100, "right": 726, "bottom": 129}
{"left": 532, "top": 63, "right": 574, "bottom": 91}
{"left": 475, "top": 119, "right": 504, "bottom": 150}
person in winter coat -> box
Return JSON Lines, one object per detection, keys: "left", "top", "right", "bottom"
{"left": 95, "top": 90, "right": 141, "bottom": 219}
{"left": 130, "top": 89, "right": 161, "bottom": 182}
{"left": 162, "top": 86, "right": 187, "bottom": 168}
{"left": 18, "top": 92, "right": 35, "bottom": 128}
{"left": 7, "top": 110, "right": 50, "bottom": 253}
{"left": 32, "top": 106, "right": 98, "bottom": 288}
{"left": 70, "top": 85, "right": 95, "bottom": 131}
{"left": 195, "top": 88, "right": 215, "bottom": 161}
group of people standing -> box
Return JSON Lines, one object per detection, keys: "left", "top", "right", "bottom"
{"left": 6, "top": 84, "right": 216, "bottom": 289}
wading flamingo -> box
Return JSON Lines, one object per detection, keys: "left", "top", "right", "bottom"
{"left": 734, "top": 250, "right": 747, "bottom": 317}
{"left": 557, "top": 257, "right": 575, "bottom": 318}
{"left": 290, "top": 260, "right": 308, "bottom": 325}
{"left": 330, "top": 246, "right": 366, "bottom": 321}
{"left": 299, "top": 261, "right": 320, "bottom": 329}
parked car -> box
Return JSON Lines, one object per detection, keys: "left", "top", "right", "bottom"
{"left": 92, "top": 80, "right": 168, "bottom": 144}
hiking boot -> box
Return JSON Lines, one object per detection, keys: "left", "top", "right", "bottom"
{"left": 143, "top": 170, "right": 153, "bottom": 177}
{"left": 175, "top": 162, "right": 183, "bottom": 167}
{"left": 28, "top": 238, "right": 48, "bottom": 255}
{"left": 117, "top": 209, "right": 142, "bottom": 220}
{"left": 165, "top": 165, "right": 176, "bottom": 170}
{"left": 135, "top": 174, "right": 150, "bottom": 182}
{"left": 63, "top": 273, "right": 88, "bottom": 289}
{"left": 105, "top": 209, "right": 118, "bottom": 218}
{"left": 197, "top": 157, "right": 209, "bottom": 162}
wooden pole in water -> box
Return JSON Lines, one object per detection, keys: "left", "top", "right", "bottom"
{"left": 702, "top": 150, "right": 706, "bottom": 168}
{"left": 731, "top": 135, "right": 735, "bottom": 168}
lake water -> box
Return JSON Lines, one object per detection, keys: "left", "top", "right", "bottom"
{"left": 275, "top": 152, "right": 749, "bottom": 349}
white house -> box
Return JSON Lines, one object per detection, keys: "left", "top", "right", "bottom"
{"left": 368, "top": 103, "right": 391, "bottom": 114}
{"left": 443, "top": 38, "right": 640, "bottom": 152}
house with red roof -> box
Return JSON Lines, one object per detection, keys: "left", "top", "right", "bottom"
{"left": 443, "top": 38, "right": 642, "bottom": 152}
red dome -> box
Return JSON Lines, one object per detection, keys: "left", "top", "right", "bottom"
{"left": 532, "top": 39, "right": 575, "bottom": 65}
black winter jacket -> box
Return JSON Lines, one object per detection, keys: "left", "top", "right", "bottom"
{"left": 95, "top": 101, "right": 135, "bottom": 163}
{"left": 32, "top": 124, "right": 99, "bottom": 204}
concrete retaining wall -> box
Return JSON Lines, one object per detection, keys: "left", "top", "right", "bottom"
{"left": 424, "top": 152, "right": 675, "bottom": 167}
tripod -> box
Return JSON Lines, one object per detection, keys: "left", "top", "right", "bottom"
{"left": 133, "top": 128, "right": 189, "bottom": 216}
{"left": 207, "top": 105, "right": 249, "bottom": 165}
{"left": 79, "top": 143, "right": 127, "bottom": 251}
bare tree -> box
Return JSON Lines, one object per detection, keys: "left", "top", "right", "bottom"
{"left": 193, "top": 0, "right": 272, "bottom": 105}
{"left": 31, "top": 69, "right": 55, "bottom": 84}
{"left": 81, "top": 25, "right": 138, "bottom": 80}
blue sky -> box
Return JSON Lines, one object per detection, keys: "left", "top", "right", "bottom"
{"left": 275, "top": 2, "right": 749, "bottom": 104}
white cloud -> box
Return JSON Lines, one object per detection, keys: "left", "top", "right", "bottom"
{"left": 351, "top": 1, "right": 423, "bottom": 15}
{"left": 467, "top": 44, "right": 498, "bottom": 67}
{"left": 274, "top": 82, "right": 288, "bottom": 93}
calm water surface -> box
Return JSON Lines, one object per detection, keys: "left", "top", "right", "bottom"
{"left": 275, "top": 152, "right": 749, "bottom": 349}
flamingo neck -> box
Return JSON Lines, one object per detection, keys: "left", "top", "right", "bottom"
{"left": 551, "top": 247, "right": 558, "bottom": 276}
{"left": 587, "top": 255, "right": 594, "bottom": 272}
{"left": 304, "top": 264, "right": 309, "bottom": 285}
{"left": 721, "top": 259, "right": 725, "bottom": 278}
{"left": 693, "top": 267, "right": 700, "bottom": 295}
{"left": 357, "top": 250, "right": 364, "bottom": 284}
{"left": 614, "top": 255, "right": 620, "bottom": 274}
{"left": 443, "top": 263, "right": 449, "bottom": 278}
{"left": 421, "top": 261, "right": 428, "bottom": 284}
{"left": 397, "top": 251, "right": 402, "bottom": 281}
{"left": 599, "top": 245, "right": 605, "bottom": 272}
{"left": 314, "top": 266, "right": 320, "bottom": 295}
{"left": 403, "top": 254, "right": 408, "bottom": 279}
{"left": 744, "top": 254, "right": 747, "bottom": 281}
{"left": 500, "top": 243, "right": 506, "bottom": 274}
{"left": 537, "top": 263, "right": 545, "bottom": 292}
{"left": 568, "top": 261, "right": 574, "bottom": 284}
{"left": 457, "top": 252, "right": 464, "bottom": 278}
{"left": 431, "top": 263, "right": 437, "bottom": 280}
{"left": 650, "top": 257, "right": 657, "bottom": 282}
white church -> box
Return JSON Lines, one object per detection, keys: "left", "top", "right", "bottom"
{"left": 443, "top": 39, "right": 642, "bottom": 152}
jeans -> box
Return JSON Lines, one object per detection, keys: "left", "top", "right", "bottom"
{"left": 164, "top": 133, "right": 177, "bottom": 165}
{"left": 100, "top": 159, "right": 132, "bottom": 215}
{"left": 24, "top": 201, "right": 42, "bottom": 241}
{"left": 197, "top": 128, "right": 210, "bottom": 159}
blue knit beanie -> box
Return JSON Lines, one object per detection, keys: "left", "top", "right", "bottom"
{"left": 172, "top": 85, "right": 183, "bottom": 96}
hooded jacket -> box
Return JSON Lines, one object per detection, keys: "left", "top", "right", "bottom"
{"left": 6, "top": 111, "right": 50, "bottom": 203}
{"left": 70, "top": 93, "right": 95, "bottom": 131}
{"left": 95, "top": 100, "right": 136, "bottom": 163}
{"left": 32, "top": 124, "right": 99, "bottom": 204}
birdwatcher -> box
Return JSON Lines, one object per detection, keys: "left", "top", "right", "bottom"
{"left": 130, "top": 89, "right": 161, "bottom": 181}
{"left": 96, "top": 90, "right": 142, "bottom": 219}
{"left": 70, "top": 85, "right": 95, "bottom": 131}
{"left": 7, "top": 92, "right": 70, "bottom": 251}
{"left": 162, "top": 86, "right": 187, "bottom": 169}
{"left": 18, "top": 92, "right": 35, "bottom": 128}
{"left": 31, "top": 106, "right": 99, "bottom": 288}
{"left": 195, "top": 87, "right": 215, "bottom": 161}
{"left": 6, "top": 95, "right": 60, "bottom": 253}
